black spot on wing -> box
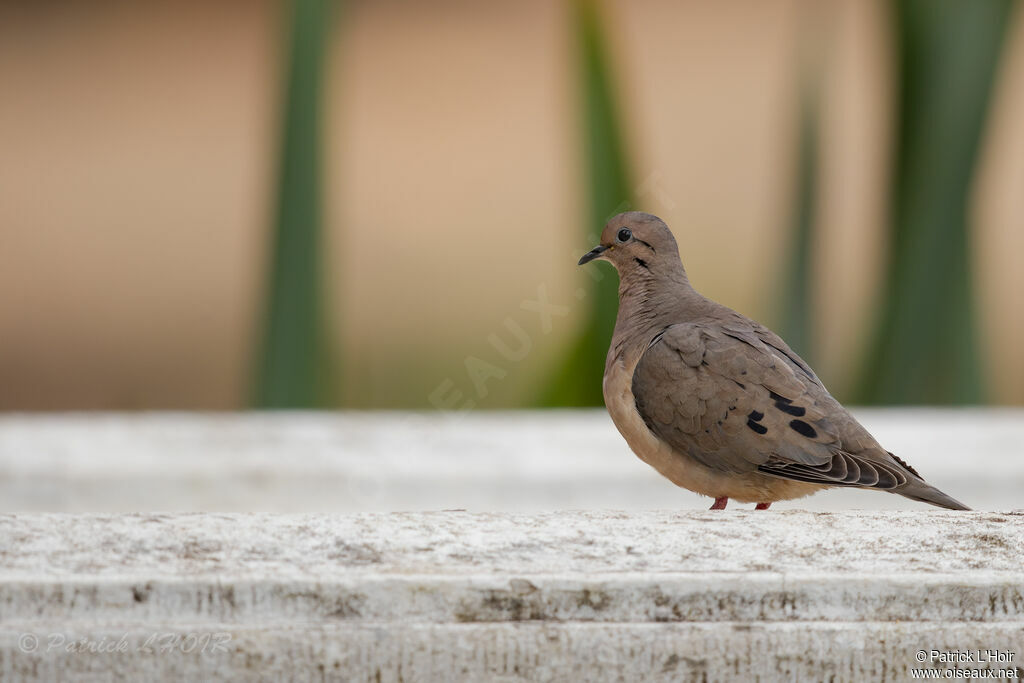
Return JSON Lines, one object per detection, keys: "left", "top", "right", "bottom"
{"left": 768, "top": 391, "right": 792, "bottom": 404}
{"left": 747, "top": 419, "right": 767, "bottom": 435}
{"left": 747, "top": 410, "right": 763, "bottom": 421}
{"left": 788, "top": 419, "right": 817, "bottom": 438}
{"left": 775, "top": 402, "right": 805, "bottom": 417}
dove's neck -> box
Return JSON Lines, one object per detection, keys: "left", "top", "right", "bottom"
{"left": 607, "top": 263, "right": 709, "bottom": 370}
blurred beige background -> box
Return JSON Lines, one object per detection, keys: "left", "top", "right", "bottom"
{"left": 1, "top": 0, "right": 1023, "bottom": 410}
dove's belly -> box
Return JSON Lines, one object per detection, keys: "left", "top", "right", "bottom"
{"left": 602, "top": 357, "right": 823, "bottom": 504}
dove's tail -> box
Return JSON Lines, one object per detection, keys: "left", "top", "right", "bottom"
{"left": 896, "top": 481, "right": 972, "bottom": 511}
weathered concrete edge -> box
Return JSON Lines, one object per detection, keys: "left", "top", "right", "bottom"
{"left": 1, "top": 622, "right": 1022, "bottom": 683}
{"left": 2, "top": 409, "right": 1021, "bottom": 513}
{"left": 1, "top": 573, "right": 1022, "bottom": 624}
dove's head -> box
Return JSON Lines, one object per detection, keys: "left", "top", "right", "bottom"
{"left": 577, "top": 212, "right": 682, "bottom": 276}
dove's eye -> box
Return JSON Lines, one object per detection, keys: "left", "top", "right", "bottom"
{"left": 617, "top": 228, "right": 632, "bottom": 243}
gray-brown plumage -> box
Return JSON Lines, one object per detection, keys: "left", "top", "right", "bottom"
{"left": 578, "top": 211, "right": 969, "bottom": 510}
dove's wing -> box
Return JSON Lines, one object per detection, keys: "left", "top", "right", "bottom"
{"left": 630, "top": 320, "right": 914, "bottom": 489}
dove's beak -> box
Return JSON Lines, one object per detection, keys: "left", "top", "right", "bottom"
{"left": 577, "top": 245, "right": 608, "bottom": 265}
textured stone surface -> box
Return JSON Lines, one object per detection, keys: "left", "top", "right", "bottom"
{"left": 4, "top": 623, "right": 1023, "bottom": 683}
{"left": 0, "top": 411, "right": 1022, "bottom": 679}
{"left": 1, "top": 511, "right": 1023, "bottom": 681}
{"left": 0, "top": 410, "right": 1021, "bottom": 512}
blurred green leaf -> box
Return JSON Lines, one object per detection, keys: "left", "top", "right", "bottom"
{"left": 539, "top": 0, "right": 633, "bottom": 407}
{"left": 254, "top": 0, "right": 335, "bottom": 408}
{"left": 855, "top": 0, "right": 1011, "bottom": 405}
{"left": 778, "top": 72, "right": 820, "bottom": 366}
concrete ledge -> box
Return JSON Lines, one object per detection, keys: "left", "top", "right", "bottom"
{"left": 2, "top": 512, "right": 1023, "bottom": 681}
{"left": 1, "top": 410, "right": 1022, "bottom": 512}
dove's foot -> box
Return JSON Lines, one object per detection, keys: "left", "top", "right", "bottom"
{"left": 754, "top": 502, "right": 771, "bottom": 510}
{"left": 709, "top": 497, "right": 728, "bottom": 510}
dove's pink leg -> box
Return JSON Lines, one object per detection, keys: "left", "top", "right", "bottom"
{"left": 754, "top": 502, "right": 771, "bottom": 510}
{"left": 709, "top": 497, "right": 728, "bottom": 510}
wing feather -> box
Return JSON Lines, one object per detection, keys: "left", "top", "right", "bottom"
{"left": 631, "top": 320, "right": 917, "bottom": 490}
